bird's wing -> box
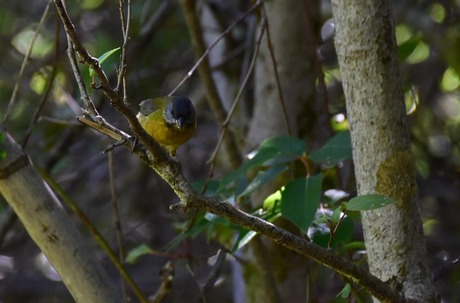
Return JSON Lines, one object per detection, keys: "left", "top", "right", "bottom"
{"left": 138, "top": 97, "right": 168, "bottom": 116}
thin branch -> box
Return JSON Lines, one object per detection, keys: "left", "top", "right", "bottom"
{"left": 21, "top": 14, "right": 61, "bottom": 147}
{"left": 108, "top": 152, "right": 128, "bottom": 302}
{"left": 302, "top": 1, "right": 333, "bottom": 138}
{"left": 205, "top": 14, "right": 266, "bottom": 181}
{"left": 169, "top": 0, "right": 261, "bottom": 96}
{"left": 171, "top": 195, "right": 409, "bottom": 303}
{"left": 261, "top": 3, "right": 292, "bottom": 135}
{"left": 3, "top": 0, "right": 53, "bottom": 124}
{"left": 116, "top": 0, "right": 131, "bottom": 100}
{"left": 65, "top": 28, "right": 99, "bottom": 117}
{"left": 179, "top": 0, "right": 265, "bottom": 168}
{"left": 149, "top": 261, "right": 174, "bottom": 303}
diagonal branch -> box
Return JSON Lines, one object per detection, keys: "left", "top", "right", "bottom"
{"left": 179, "top": 0, "right": 243, "bottom": 169}
{"left": 52, "top": 1, "right": 412, "bottom": 302}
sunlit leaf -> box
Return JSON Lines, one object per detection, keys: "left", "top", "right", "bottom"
{"left": 310, "top": 131, "right": 352, "bottom": 166}
{"left": 406, "top": 40, "right": 430, "bottom": 64}
{"left": 337, "top": 283, "right": 351, "bottom": 298}
{"left": 281, "top": 174, "right": 323, "bottom": 233}
{"left": 262, "top": 189, "right": 282, "bottom": 222}
{"left": 397, "top": 34, "right": 421, "bottom": 62}
{"left": 342, "top": 241, "right": 366, "bottom": 251}
{"left": 345, "top": 194, "right": 396, "bottom": 211}
{"left": 441, "top": 67, "right": 460, "bottom": 92}
{"left": 429, "top": 3, "right": 446, "bottom": 23}
{"left": 89, "top": 47, "right": 121, "bottom": 77}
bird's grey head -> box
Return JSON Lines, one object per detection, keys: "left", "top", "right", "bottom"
{"left": 165, "top": 96, "right": 195, "bottom": 129}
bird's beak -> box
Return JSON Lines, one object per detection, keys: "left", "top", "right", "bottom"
{"left": 176, "top": 117, "right": 185, "bottom": 129}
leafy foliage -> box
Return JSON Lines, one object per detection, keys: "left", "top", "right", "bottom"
{"left": 281, "top": 174, "right": 323, "bottom": 233}
{"left": 157, "top": 131, "right": 395, "bottom": 256}
{"left": 310, "top": 131, "right": 352, "bottom": 166}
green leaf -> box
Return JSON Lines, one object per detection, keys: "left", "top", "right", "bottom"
{"left": 125, "top": 244, "right": 153, "bottom": 264}
{"left": 310, "top": 215, "right": 353, "bottom": 249}
{"left": 220, "top": 147, "right": 278, "bottom": 188}
{"left": 261, "top": 189, "right": 282, "bottom": 222}
{"left": 310, "top": 131, "right": 352, "bottom": 166}
{"left": 238, "top": 165, "right": 287, "bottom": 197}
{"left": 397, "top": 34, "right": 421, "bottom": 62}
{"left": 218, "top": 136, "right": 306, "bottom": 191}
{"left": 345, "top": 194, "right": 396, "bottom": 211}
{"left": 342, "top": 241, "right": 366, "bottom": 251}
{"left": 281, "top": 174, "right": 323, "bottom": 233}
{"left": 337, "top": 283, "right": 351, "bottom": 298}
{"left": 89, "top": 47, "right": 121, "bottom": 77}
{"left": 257, "top": 135, "right": 307, "bottom": 164}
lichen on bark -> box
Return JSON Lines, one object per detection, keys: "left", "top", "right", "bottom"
{"left": 376, "top": 149, "right": 417, "bottom": 207}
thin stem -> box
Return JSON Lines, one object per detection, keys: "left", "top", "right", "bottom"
{"left": 108, "top": 152, "right": 128, "bottom": 302}
{"left": 21, "top": 14, "right": 61, "bottom": 147}
{"left": 261, "top": 3, "right": 292, "bottom": 135}
{"left": 3, "top": 0, "right": 53, "bottom": 124}
{"left": 169, "top": 0, "right": 262, "bottom": 96}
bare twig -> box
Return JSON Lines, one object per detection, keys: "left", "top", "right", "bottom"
{"left": 170, "top": 0, "right": 261, "bottom": 96}
{"left": 179, "top": 0, "right": 266, "bottom": 168}
{"left": 116, "top": 0, "right": 131, "bottom": 100}
{"left": 21, "top": 14, "right": 61, "bottom": 147}
{"left": 3, "top": 0, "right": 53, "bottom": 124}
{"left": 206, "top": 14, "right": 266, "bottom": 181}
{"left": 261, "top": 4, "right": 291, "bottom": 135}
{"left": 108, "top": 151, "right": 128, "bottom": 302}
{"left": 65, "top": 27, "right": 99, "bottom": 116}
{"left": 149, "top": 261, "right": 174, "bottom": 303}
{"left": 302, "top": 2, "right": 333, "bottom": 138}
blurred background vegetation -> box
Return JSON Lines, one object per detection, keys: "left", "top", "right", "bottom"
{"left": 0, "top": 0, "right": 460, "bottom": 302}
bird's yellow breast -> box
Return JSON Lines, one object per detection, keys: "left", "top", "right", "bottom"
{"left": 137, "top": 110, "right": 195, "bottom": 156}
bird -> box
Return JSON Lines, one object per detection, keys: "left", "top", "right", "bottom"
{"left": 136, "top": 96, "right": 196, "bottom": 156}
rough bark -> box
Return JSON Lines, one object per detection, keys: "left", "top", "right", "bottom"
{"left": 331, "top": 0, "right": 438, "bottom": 302}
{"left": 0, "top": 130, "right": 121, "bottom": 303}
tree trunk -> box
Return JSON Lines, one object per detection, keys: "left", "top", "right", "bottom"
{"left": 0, "top": 130, "right": 121, "bottom": 303}
{"left": 331, "top": 0, "right": 438, "bottom": 301}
